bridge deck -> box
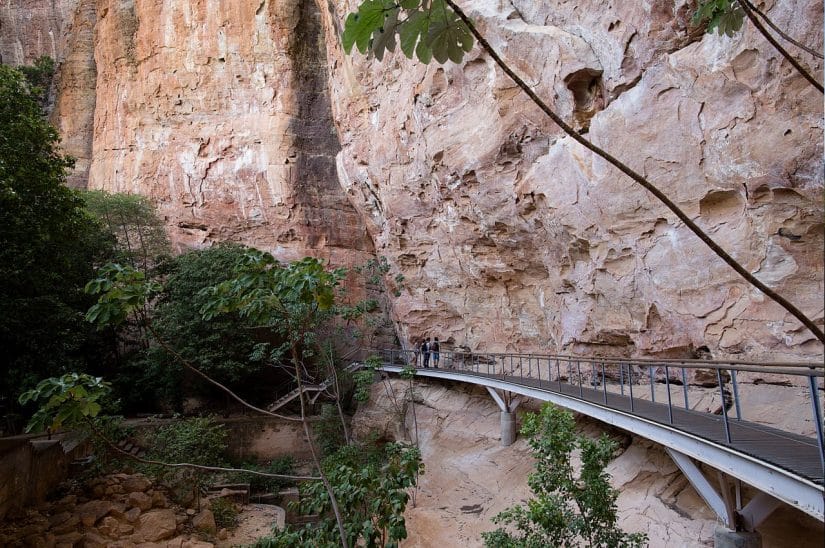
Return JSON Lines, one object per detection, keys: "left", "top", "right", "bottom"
{"left": 420, "top": 366, "right": 824, "bottom": 486}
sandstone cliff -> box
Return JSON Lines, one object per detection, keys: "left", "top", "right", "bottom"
{"left": 1, "top": 0, "right": 822, "bottom": 359}
{"left": 319, "top": 0, "right": 824, "bottom": 361}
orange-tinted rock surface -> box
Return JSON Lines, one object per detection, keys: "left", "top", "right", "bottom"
{"left": 1, "top": 0, "right": 822, "bottom": 358}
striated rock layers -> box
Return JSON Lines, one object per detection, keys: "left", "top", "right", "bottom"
{"left": 2, "top": 0, "right": 823, "bottom": 360}
{"left": 319, "top": 0, "right": 824, "bottom": 361}
{"left": 2, "top": 0, "right": 373, "bottom": 266}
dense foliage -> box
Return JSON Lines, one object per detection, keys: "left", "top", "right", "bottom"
{"left": 482, "top": 404, "right": 646, "bottom": 548}
{"left": 135, "top": 244, "right": 270, "bottom": 410}
{"left": 0, "top": 63, "right": 115, "bottom": 431}
{"left": 254, "top": 440, "right": 423, "bottom": 547}
{"left": 82, "top": 190, "right": 170, "bottom": 273}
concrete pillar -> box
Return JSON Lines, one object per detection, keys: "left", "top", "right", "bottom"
{"left": 500, "top": 411, "right": 516, "bottom": 446}
{"left": 714, "top": 528, "right": 762, "bottom": 548}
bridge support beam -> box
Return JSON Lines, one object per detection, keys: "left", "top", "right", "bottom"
{"left": 667, "top": 448, "right": 732, "bottom": 528}
{"left": 714, "top": 528, "right": 762, "bottom": 548}
{"left": 500, "top": 411, "right": 516, "bottom": 446}
{"left": 486, "top": 387, "right": 519, "bottom": 446}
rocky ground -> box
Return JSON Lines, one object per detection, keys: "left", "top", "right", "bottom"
{"left": 0, "top": 472, "right": 283, "bottom": 548}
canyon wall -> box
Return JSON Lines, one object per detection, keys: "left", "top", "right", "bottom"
{"left": 2, "top": 0, "right": 823, "bottom": 360}
{"left": 354, "top": 378, "right": 824, "bottom": 547}
{"left": 1, "top": 0, "right": 373, "bottom": 266}
{"left": 319, "top": 0, "right": 824, "bottom": 361}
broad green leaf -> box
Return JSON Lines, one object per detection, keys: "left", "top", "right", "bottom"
{"left": 342, "top": 0, "right": 390, "bottom": 54}
{"left": 399, "top": 10, "right": 429, "bottom": 59}
{"left": 415, "top": 37, "right": 433, "bottom": 64}
{"left": 425, "top": 1, "right": 474, "bottom": 64}
{"left": 372, "top": 7, "right": 400, "bottom": 61}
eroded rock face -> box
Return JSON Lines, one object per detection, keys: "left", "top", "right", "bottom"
{"left": 2, "top": 1, "right": 822, "bottom": 359}
{"left": 319, "top": 0, "right": 824, "bottom": 361}
{"left": 86, "top": 0, "right": 372, "bottom": 262}
{"left": 0, "top": 0, "right": 96, "bottom": 188}
{"left": 2, "top": 0, "right": 374, "bottom": 267}
{"left": 353, "top": 379, "right": 824, "bottom": 547}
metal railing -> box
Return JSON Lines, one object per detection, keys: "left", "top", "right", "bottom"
{"left": 365, "top": 347, "right": 825, "bottom": 483}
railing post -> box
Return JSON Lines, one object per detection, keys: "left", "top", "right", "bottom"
{"left": 557, "top": 358, "right": 562, "bottom": 391}
{"left": 628, "top": 365, "right": 634, "bottom": 413}
{"left": 807, "top": 375, "right": 825, "bottom": 483}
{"left": 619, "top": 363, "right": 625, "bottom": 396}
{"left": 601, "top": 362, "right": 607, "bottom": 404}
{"left": 665, "top": 366, "right": 673, "bottom": 424}
{"left": 731, "top": 369, "right": 742, "bottom": 420}
{"left": 716, "top": 368, "right": 732, "bottom": 444}
{"left": 682, "top": 367, "right": 689, "bottom": 409}
{"left": 649, "top": 366, "right": 656, "bottom": 403}
{"left": 577, "top": 361, "right": 583, "bottom": 398}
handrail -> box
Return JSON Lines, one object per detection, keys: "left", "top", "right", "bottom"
{"left": 370, "top": 347, "right": 823, "bottom": 373}
{"left": 364, "top": 346, "right": 825, "bottom": 491}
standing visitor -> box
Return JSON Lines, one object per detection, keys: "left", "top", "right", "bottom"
{"left": 413, "top": 339, "right": 421, "bottom": 367}
{"left": 432, "top": 337, "right": 441, "bottom": 368}
{"left": 422, "top": 338, "right": 431, "bottom": 368}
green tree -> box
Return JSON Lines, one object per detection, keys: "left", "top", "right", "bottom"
{"left": 0, "top": 64, "right": 115, "bottom": 431}
{"left": 18, "top": 55, "right": 55, "bottom": 108}
{"left": 82, "top": 190, "right": 170, "bottom": 273}
{"left": 482, "top": 404, "right": 646, "bottom": 548}
{"left": 132, "top": 243, "right": 268, "bottom": 411}
{"left": 254, "top": 440, "right": 423, "bottom": 548}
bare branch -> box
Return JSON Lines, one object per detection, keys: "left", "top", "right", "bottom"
{"left": 736, "top": 0, "right": 823, "bottom": 93}
{"left": 145, "top": 324, "right": 303, "bottom": 422}
{"left": 741, "top": 0, "right": 824, "bottom": 59}
{"left": 87, "top": 418, "right": 321, "bottom": 481}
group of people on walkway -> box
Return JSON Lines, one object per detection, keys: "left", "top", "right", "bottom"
{"left": 414, "top": 337, "right": 441, "bottom": 368}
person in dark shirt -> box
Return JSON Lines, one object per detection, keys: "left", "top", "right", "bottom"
{"left": 431, "top": 337, "right": 441, "bottom": 367}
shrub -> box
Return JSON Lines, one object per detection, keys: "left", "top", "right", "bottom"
{"left": 210, "top": 497, "right": 240, "bottom": 529}
{"left": 232, "top": 456, "right": 296, "bottom": 494}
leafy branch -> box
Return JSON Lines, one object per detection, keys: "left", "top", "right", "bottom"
{"left": 693, "top": 0, "right": 823, "bottom": 93}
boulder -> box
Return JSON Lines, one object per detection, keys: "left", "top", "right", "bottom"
{"left": 121, "top": 476, "right": 152, "bottom": 494}
{"left": 191, "top": 509, "right": 216, "bottom": 534}
{"left": 135, "top": 510, "right": 177, "bottom": 542}
{"left": 150, "top": 491, "right": 169, "bottom": 509}
{"left": 124, "top": 507, "right": 142, "bottom": 523}
{"left": 77, "top": 500, "right": 115, "bottom": 527}
{"left": 127, "top": 492, "right": 153, "bottom": 512}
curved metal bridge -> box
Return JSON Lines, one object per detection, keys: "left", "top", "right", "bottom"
{"left": 362, "top": 348, "right": 824, "bottom": 531}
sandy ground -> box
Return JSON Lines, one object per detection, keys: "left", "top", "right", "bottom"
{"left": 216, "top": 503, "right": 284, "bottom": 547}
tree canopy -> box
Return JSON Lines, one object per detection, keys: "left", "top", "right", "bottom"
{"left": 0, "top": 64, "right": 115, "bottom": 430}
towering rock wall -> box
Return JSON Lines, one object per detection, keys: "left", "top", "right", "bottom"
{"left": 319, "top": 0, "right": 824, "bottom": 361}
{"left": 1, "top": 0, "right": 373, "bottom": 267}
{"left": 87, "top": 0, "right": 371, "bottom": 262}
{"left": 2, "top": 0, "right": 822, "bottom": 361}
{"left": 1, "top": 0, "right": 96, "bottom": 188}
